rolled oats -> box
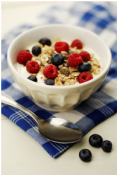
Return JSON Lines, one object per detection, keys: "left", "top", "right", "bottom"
{"left": 63, "top": 62, "right": 69, "bottom": 67}
{"left": 60, "top": 69, "right": 70, "bottom": 76}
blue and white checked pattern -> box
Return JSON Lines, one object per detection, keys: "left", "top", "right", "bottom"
{"left": 1, "top": 2, "right": 117, "bottom": 158}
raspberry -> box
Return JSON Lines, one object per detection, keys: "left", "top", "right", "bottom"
{"left": 71, "top": 39, "right": 83, "bottom": 49}
{"left": 43, "top": 65, "right": 58, "bottom": 79}
{"left": 26, "top": 61, "right": 40, "bottom": 73}
{"left": 79, "top": 51, "right": 90, "bottom": 61}
{"left": 17, "top": 50, "right": 32, "bottom": 64}
{"left": 68, "top": 53, "right": 82, "bottom": 67}
{"left": 55, "top": 41, "right": 69, "bottom": 53}
{"left": 78, "top": 72, "right": 93, "bottom": 83}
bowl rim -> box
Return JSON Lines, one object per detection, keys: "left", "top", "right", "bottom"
{"left": 7, "top": 24, "right": 112, "bottom": 89}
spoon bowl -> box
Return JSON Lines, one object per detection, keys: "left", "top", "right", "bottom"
{"left": 1, "top": 94, "right": 83, "bottom": 144}
{"left": 39, "top": 118, "right": 82, "bottom": 143}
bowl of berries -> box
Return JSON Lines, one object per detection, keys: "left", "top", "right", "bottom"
{"left": 7, "top": 25, "right": 111, "bottom": 111}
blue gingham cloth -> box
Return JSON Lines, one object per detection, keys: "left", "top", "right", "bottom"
{"left": 1, "top": 2, "right": 117, "bottom": 158}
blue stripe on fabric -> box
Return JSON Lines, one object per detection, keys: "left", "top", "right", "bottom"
{"left": 43, "top": 141, "right": 72, "bottom": 158}
{"left": 96, "top": 77, "right": 111, "bottom": 91}
{"left": 17, "top": 96, "right": 52, "bottom": 119}
{"left": 111, "top": 50, "right": 117, "bottom": 59}
{"left": 20, "top": 24, "right": 33, "bottom": 29}
{"left": 27, "top": 128, "right": 47, "bottom": 145}
{"left": 108, "top": 67, "right": 117, "bottom": 78}
{"left": 76, "top": 117, "right": 95, "bottom": 136}
{"left": 82, "top": 12, "right": 94, "bottom": 21}
{"left": 76, "top": 100, "right": 117, "bottom": 135}
{"left": 94, "top": 26, "right": 103, "bottom": 35}
{"left": 3, "top": 85, "right": 25, "bottom": 101}
{"left": 2, "top": 106, "right": 16, "bottom": 119}
{"left": 42, "top": 142, "right": 59, "bottom": 158}
{"left": 1, "top": 79, "right": 11, "bottom": 90}
{"left": 106, "top": 101, "right": 117, "bottom": 112}
{"left": 86, "top": 109, "right": 108, "bottom": 125}
{"left": 111, "top": 41, "right": 117, "bottom": 53}
{"left": 94, "top": 5, "right": 107, "bottom": 11}
{"left": 91, "top": 90, "right": 116, "bottom": 104}
{"left": 4, "top": 75, "right": 15, "bottom": 84}
{"left": 1, "top": 43, "right": 9, "bottom": 55}
{"left": 16, "top": 118, "right": 33, "bottom": 132}
{"left": 16, "top": 96, "right": 35, "bottom": 108}
{"left": 16, "top": 112, "right": 37, "bottom": 126}
{"left": 97, "top": 19, "right": 109, "bottom": 28}
{"left": 35, "top": 110, "right": 52, "bottom": 120}
{"left": 93, "top": 4, "right": 117, "bottom": 21}
{"left": 75, "top": 102, "right": 95, "bottom": 115}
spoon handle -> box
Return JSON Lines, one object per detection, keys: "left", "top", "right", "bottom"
{"left": 1, "top": 94, "right": 40, "bottom": 124}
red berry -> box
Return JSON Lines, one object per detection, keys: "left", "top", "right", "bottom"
{"left": 79, "top": 51, "right": 90, "bottom": 62}
{"left": 17, "top": 50, "right": 32, "bottom": 64}
{"left": 55, "top": 41, "right": 69, "bottom": 53}
{"left": 78, "top": 72, "right": 93, "bottom": 83}
{"left": 26, "top": 61, "right": 40, "bottom": 73}
{"left": 43, "top": 65, "right": 58, "bottom": 79}
{"left": 71, "top": 39, "right": 83, "bottom": 49}
{"left": 68, "top": 53, "right": 82, "bottom": 67}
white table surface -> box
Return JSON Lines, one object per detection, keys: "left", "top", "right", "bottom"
{"left": 1, "top": 1, "right": 117, "bottom": 175}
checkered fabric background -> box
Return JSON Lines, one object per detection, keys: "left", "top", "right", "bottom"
{"left": 1, "top": 2, "right": 117, "bottom": 158}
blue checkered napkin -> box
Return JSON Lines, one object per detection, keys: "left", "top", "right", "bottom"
{"left": 1, "top": 2, "right": 117, "bottom": 158}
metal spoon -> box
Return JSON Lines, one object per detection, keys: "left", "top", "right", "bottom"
{"left": 1, "top": 94, "right": 82, "bottom": 144}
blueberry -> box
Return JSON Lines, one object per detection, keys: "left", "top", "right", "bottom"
{"left": 27, "top": 75, "right": 37, "bottom": 82}
{"left": 79, "top": 149, "right": 92, "bottom": 162}
{"left": 68, "top": 51, "right": 76, "bottom": 56}
{"left": 39, "top": 38, "right": 51, "bottom": 46}
{"left": 45, "top": 79, "right": 55, "bottom": 85}
{"left": 51, "top": 54, "right": 64, "bottom": 66}
{"left": 102, "top": 140, "right": 112, "bottom": 152}
{"left": 89, "top": 134, "right": 103, "bottom": 148}
{"left": 78, "top": 62, "right": 92, "bottom": 72}
{"left": 32, "top": 46, "right": 41, "bottom": 56}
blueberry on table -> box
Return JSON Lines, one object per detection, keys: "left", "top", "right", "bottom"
{"left": 51, "top": 54, "right": 64, "bottom": 66}
{"left": 79, "top": 149, "right": 92, "bottom": 162}
{"left": 68, "top": 51, "right": 76, "bottom": 56}
{"left": 32, "top": 46, "right": 41, "bottom": 56}
{"left": 78, "top": 62, "right": 92, "bottom": 72}
{"left": 89, "top": 134, "right": 103, "bottom": 148}
{"left": 39, "top": 38, "right": 51, "bottom": 46}
{"left": 27, "top": 75, "right": 37, "bottom": 82}
{"left": 101, "top": 140, "right": 112, "bottom": 152}
{"left": 45, "top": 79, "right": 55, "bottom": 85}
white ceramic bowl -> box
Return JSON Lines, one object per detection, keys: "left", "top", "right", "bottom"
{"left": 7, "top": 25, "right": 111, "bottom": 112}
